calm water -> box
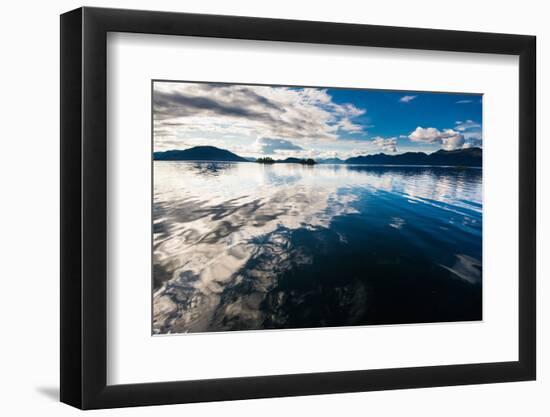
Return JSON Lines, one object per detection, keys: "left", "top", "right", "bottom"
{"left": 153, "top": 162, "right": 482, "bottom": 334}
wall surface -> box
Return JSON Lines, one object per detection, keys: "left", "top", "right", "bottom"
{"left": 0, "top": 0, "right": 546, "bottom": 415}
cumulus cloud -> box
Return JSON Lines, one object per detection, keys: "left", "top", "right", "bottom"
{"left": 408, "top": 127, "right": 465, "bottom": 150}
{"left": 399, "top": 95, "right": 417, "bottom": 103}
{"left": 153, "top": 82, "right": 366, "bottom": 150}
{"left": 255, "top": 137, "right": 303, "bottom": 154}
{"left": 372, "top": 136, "right": 398, "bottom": 152}
{"left": 441, "top": 134, "right": 466, "bottom": 150}
{"left": 409, "top": 127, "right": 451, "bottom": 143}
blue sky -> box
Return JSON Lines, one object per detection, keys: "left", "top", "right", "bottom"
{"left": 153, "top": 81, "right": 482, "bottom": 159}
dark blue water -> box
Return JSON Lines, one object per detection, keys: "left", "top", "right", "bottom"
{"left": 153, "top": 162, "right": 482, "bottom": 334}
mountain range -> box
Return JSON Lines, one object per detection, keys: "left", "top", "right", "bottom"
{"left": 154, "top": 146, "right": 482, "bottom": 167}
{"left": 345, "top": 147, "right": 482, "bottom": 167}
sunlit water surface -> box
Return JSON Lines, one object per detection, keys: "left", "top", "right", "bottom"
{"left": 153, "top": 162, "right": 482, "bottom": 334}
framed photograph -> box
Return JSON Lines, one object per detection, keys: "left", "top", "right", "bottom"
{"left": 60, "top": 7, "right": 536, "bottom": 409}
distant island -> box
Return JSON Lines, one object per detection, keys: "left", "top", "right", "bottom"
{"left": 154, "top": 145, "right": 482, "bottom": 167}
{"left": 257, "top": 157, "right": 316, "bottom": 165}
{"left": 256, "top": 157, "right": 276, "bottom": 164}
{"left": 153, "top": 146, "right": 249, "bottom": 162}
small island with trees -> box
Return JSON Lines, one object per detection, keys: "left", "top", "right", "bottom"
{"left": 256, "top": 156, "right": 317, "bottom": 165}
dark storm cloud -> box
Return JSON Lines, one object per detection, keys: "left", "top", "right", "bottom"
{"left": 154, "top": 90, "right": 276, "bottom": 121}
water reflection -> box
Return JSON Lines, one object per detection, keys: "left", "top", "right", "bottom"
{"left": 153, "top": 162, "right": 482, "bottom": 334}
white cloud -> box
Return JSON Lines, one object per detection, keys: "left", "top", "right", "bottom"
{"left": 408, "top": 127, "right": 465, "bottom": 150}
{"left": 454, "top": 119, "right": 479, "bottom": 131}
{"left": 336, "top": 117, "right": 364, "bottom": 133}
{"left": 454, "top": 120, "right": 482, "bottom": 147}
{"left": 456, "top": 99, "right": 473, "bottom": 104}
{"left": 463, "top": 137, "right": 482, "bottom": 148}
{"left": 409, "top": 127, "right": 446, "bottom": 143}
{"left": 255, "top": 137, "right": 303, "bottom": 154}
{"left": 372, "top": 136, "right": 398, "bottom": 152}
{"left": 441, "top": 134, "right": 466, "bottom": 150}
{"left": 153, "top": 82, "right": 366, "bottom": 151}
{"left": 399, "top": 95, "right": 417, "bottom": 103}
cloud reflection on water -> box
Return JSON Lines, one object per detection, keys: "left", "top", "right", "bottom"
{"left": 153, "top": 162, "right": 482, "bottom": 334}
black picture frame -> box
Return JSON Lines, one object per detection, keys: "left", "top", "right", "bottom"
{"left": 60, "top": 6, "right": 536, "bottom": 410}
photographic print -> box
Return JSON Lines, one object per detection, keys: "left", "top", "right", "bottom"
{"left": 152, "top": 81, "right": 483, "bottom": 335}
